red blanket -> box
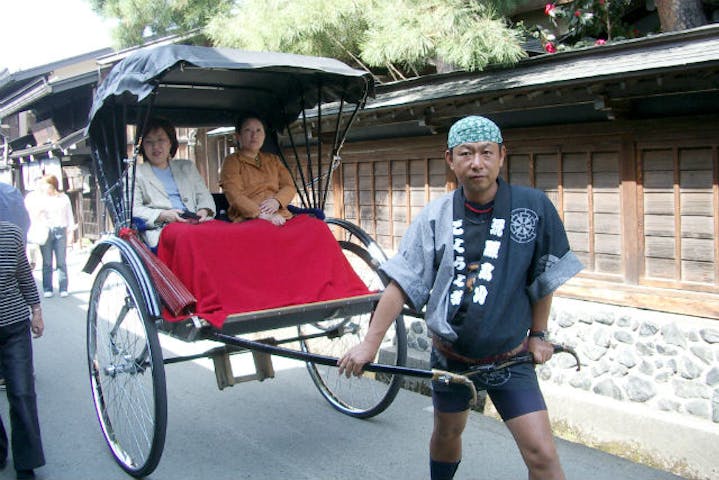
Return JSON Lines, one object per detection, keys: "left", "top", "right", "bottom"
{"left": 157, "top": 216, "right": 371, "bottom": 328}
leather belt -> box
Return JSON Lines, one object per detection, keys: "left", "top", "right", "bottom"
{"left": 432, "top": 336, "right": 528, "bottom": 365}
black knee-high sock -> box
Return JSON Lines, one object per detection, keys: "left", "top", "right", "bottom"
{"left": 430, "top": 458, "right": 460, "bottom": 480}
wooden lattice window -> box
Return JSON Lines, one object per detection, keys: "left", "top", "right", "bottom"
{"left": 507, "top": 146, "right": 622, "bottom": 278}
{"left": 640, "top": 147, "right": 717, "bottom": 288}
{"left": 334, "top": 154, "right": 447, "bottom": 253}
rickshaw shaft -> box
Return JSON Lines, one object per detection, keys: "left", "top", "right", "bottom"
{"left": 210, "top": 333, "right": 580, "bottom": 380}
{"left": 210, "top": 332, "right": 435, "bottom": 379}
{"left": 162, "top": 329, "right": 342, "bottom": 365}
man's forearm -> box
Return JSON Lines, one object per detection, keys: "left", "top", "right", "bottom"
{"left": 364, "top": 281, "right": 406, "bottom": 350}
{"left": 530, "top": 293, "right": 553, "bottom": 333}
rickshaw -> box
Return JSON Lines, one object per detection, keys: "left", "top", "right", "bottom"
{"left": 82, "top": 44, "right": 580, "bottom": 477}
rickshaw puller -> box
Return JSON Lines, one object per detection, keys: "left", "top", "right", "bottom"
{"left": 338, "top": 115, "right": 583, "bottom": 480}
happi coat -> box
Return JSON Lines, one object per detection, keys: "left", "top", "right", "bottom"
{"left": 381, "top": 178, "right": 583, "bottom": 359}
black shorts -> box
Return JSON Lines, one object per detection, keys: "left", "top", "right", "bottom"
{"left": 430, "top": 349, "right": 547, "bottom": 421}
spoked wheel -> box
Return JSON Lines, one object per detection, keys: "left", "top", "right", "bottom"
{"left": 87, "top": 261, "right": 167, "bottom": 477}
{"left": 299, "top": 219, "right": 407, "bottom": 418}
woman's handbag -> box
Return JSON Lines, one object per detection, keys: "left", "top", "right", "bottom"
{"left": 27, "top": 222, "right": 49, "bottom": 245}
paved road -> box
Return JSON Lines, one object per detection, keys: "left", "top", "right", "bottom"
{"left": 0, "top": 250, "right": 686, "bottom": 479}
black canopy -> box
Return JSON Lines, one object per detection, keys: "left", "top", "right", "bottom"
{"left": 87, "top": 45, "right": 374, "bottom": 227}
{"left": 89, "top": 44, "right": 374, "bottom": 131}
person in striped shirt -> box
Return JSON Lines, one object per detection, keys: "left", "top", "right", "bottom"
{"left": 0, "top": 220, "right": 45, "bottom": 479}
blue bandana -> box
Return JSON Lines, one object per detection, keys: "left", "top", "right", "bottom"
{"left": 447, "top": 116, "right": 503, "bottom": 149}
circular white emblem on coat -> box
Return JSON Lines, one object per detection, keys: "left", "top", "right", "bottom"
{"left": 474, "top": 368, "right": 512, "bottom": 388}
{"left": 510, "top": 208, "right": 538, "bottom": 243}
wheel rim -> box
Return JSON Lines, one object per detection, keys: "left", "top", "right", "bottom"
{"left": 87, "top": 264, "right": 165, "bottom": 476}
{"left": 300, "top": 233, "right": 406, "bottom": 418}
{"left": 300, "top": 312, "right": 404, "bottom": 417}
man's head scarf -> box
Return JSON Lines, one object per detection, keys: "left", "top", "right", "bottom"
{"left": 447, "top": 115, "right": 503, "bottom": 149}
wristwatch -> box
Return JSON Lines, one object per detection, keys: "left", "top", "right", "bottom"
{"left": 528, "top": 330, "right": 549, "bottom": 341}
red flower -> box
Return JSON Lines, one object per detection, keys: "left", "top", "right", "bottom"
{"left": 544, "top": 42, "right": 557, "bottom": 53}
{"left": 544, "top": 3, "right": 555, "bottom": 16}
{"left": 594, "top": 39, "right": 606, "bottom": 46}
{"left": 575, "top": 9, "right": 582, "bottom": 17}
{"left": 599, "top": 0, "right": 605, "bottom": 4}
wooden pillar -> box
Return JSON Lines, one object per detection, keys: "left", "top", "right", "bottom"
{"left": 586, "top": 151, "right": 595, "bottom": 271}
{"left": 620, "top": 134, "right": 639, "bottom": 284}
{"left": 672, "top": 147, "right": 682, "bottom": 280}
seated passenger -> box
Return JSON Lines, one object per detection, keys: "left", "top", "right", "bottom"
{"left": 133, "top": 117, "right": 216, "bottom": 247}
{"left": 219, "top": 115, "right": 296, "bottom": 226}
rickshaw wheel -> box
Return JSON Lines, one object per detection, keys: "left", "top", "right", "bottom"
{"left": 299, "top": 220, "right": 407, "bottom": 418}
{"left": 87, "top": 261, "right": 167, "bottom": 477}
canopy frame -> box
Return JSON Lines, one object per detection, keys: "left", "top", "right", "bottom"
{"left": 87, "top": 45, "right": 373, "bottom": 230}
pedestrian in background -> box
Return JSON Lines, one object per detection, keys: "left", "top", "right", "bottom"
{"left": 0, "top": 220, "right": 45, "bottom": 479}
{"left": 24, "top": 175, "right": 75, "bottom": 298}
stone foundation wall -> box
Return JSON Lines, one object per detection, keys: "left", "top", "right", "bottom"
{"left": 405, "top": 297, "right": 719, "bottom": 424}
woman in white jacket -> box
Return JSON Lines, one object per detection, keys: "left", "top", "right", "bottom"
{"left": 25, "top": 175, "right": 75, "bottom": 298}
{"left": 132, "top": 117, "right": 216, "bottom": 248}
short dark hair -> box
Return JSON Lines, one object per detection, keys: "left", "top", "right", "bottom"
{"left": 234, "top": 114, "right": 267, "bottom": 134}
{"left": 140, "top": 117, "right": 179, "bottom": 158}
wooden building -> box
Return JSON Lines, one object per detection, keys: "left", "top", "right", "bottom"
{"left": 200, "top": 25, "right": 719, "bottom": 320}
{"left": 286, "top": 25, "right": 719, "bottom": 321}
{"left": 0, "top": 36, "right": 197, "bottom": 241}
{"left": 0, "top": 51, "right": 111, "bottom": 241}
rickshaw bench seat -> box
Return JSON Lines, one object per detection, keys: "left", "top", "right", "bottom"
{"left": 159, "top": 292, "right": 381, "bottom": 339}
{"left": 218, "top": 292, "right": 381, "bottom": 336}
{"left": 156, "top": 215, "right": 373, "bottom": 329}
{"left": 212, "top": 192, "right": 326, "bottom": 222}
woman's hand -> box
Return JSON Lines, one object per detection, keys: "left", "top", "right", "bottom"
{"left": 258, "top": 198, "right": 280, "bottom": 215}
{"left": 258, "top": 212, "right": 286, "bottom": 226}
{"left": 157, "top": 209, "right": 186, "bottom": 224}
{"left": 196, "top": 208, "right": 212, "bottom": 223}
{"left": 31, "top": 309, "right": 44, "bottom": 338}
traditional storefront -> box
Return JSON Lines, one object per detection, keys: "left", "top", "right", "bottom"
{"left": 302, "top": 25, "right": 719, "bottom": 321}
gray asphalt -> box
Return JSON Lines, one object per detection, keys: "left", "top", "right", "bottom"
{"left": 0, "top": 251, "right": 685, "bottom": 479}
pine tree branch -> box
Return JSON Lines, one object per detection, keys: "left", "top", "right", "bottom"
{"left": 386, "top": 62, "right": 407, "bottom": 81}
{"left": 328, "top": 36, "right": 382, "bottom": 83}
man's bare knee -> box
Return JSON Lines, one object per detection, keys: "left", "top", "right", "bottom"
{"left": 523, "top": 442, "right": 560, "bottom": 472}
